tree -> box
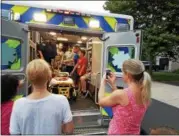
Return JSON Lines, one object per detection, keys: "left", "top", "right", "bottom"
{"left": 104, "top": 0, "right": 179, "bottom": 74}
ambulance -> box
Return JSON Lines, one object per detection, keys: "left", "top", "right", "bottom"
{"left": 1, "top": 1, "right": 142, "bottom": 134}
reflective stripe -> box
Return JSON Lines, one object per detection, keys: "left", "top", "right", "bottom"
{"left": 48, "top": 14, "right": 63, "bottom": 25}
{"left": 74, "top": 15, "right": 88, "bottom": 28}
{"left": 21, "top": 7, "right": 43, "bottom": 23}
{"left": 101, "top": 108, "right": 108, "bottom": 116}
{"left": 94, "top": 15, "right": 114, "bottom": 32}
{"left": 2, "top": 3, "right": 130, "bottom": 32}
{"left": 100, "top": 92, "right": 113, "bottom": 117}
{"left": 11, "top": 5, "right": 29, "bottom": 15}
{"left": 104, "top": 16, "right": 117, "bottom": 31}
{"left": 1, "top": 3, "right": 14, "bottom": 10}
{"left": 116, "top": 17, "right": 128, "bottom": 24}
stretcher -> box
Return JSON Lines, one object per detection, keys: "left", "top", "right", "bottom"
{"left": 49, "top": 72, "right": 77, "bottom": 101}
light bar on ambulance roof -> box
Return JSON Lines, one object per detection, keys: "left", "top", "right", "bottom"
{"left": 33, "top": 13, "right": 47, "bottom": 22}
{"left": 45, "top": 9, "right": 91, "bottom": 16}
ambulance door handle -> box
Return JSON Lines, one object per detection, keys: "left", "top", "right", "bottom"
{"left": 99, "top": 36, "right": 110, "bottom": 41}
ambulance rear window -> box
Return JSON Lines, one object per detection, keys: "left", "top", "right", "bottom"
{"left": 1, "top": 36, "right": 21, "bottom": 70}
{"left": 107, "top": 46, "right": 135, "bottom": 72}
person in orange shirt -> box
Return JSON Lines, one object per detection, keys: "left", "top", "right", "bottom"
{"left": 71, "top": 49, "right": 88, "bottom": 96}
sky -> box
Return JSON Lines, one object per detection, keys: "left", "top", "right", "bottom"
{"left": 5, "top": 1, "right": 108, "bottom": 13}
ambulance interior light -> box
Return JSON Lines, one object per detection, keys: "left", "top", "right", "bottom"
{"left": 77, "top": 41, "right": 82, "bottom": 44}
{"left": 33, "top": 13, "right": 47, "bottom": 22}
{"left": 57, "top": 37, "right": 68, "bottom": 41}
{"left": 89, "top": 19, "right": 100, "bottom": 28}
{"left": 49, "top": 32, "right": 56, "bottom": 36}
{"left": 81, "top": 36, "right": 87, "bottom": 40}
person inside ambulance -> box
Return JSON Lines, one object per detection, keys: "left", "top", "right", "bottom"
{"left": 57, "top": 43, "right": 64, "bottom": 56}
{"left": 37, "top": 39, "right": 57, "bottom": 65}
{"left": 63, "top": 45, "right": 80, "bottom": 66}
{"left": 70, "top": 49, "right": 88, "bottom": 95}
{"left": 79, "top": 58, "right": 92, "bottom": 98}
{"left": 64, "top": 47, "right": 74, "bottom": 73}
{"left": 63, "top": 45, "right": 80, "bottom": 88}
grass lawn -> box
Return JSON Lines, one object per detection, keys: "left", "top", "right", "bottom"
{"left": 152, "top": 72, "right": 179, "bottom": 81}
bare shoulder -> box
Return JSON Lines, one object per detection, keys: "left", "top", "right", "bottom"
{"left": 112, "top": 89, "right": 128, "bottom": 104}
{"left": 112, "top": 89, "right": 126, "bottom": 97}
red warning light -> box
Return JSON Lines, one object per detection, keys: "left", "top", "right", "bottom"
{"left": 64, "top": 11, "right": 70, "bottom": 14}
{"left": 136, "top": 33, "right": 140, "bottom": 43}
{"left": 136, "top": 36, "right": 140, "bottom": 43}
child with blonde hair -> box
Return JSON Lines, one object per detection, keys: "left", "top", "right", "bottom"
{"left": 98, "top": 59, "right": 152, "bottom": 135}
{"left": 10, "top": 59, "right": 74, "bottom": 135}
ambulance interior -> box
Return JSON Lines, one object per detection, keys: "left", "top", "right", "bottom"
{"left": 29, "top": 28, "right": 103, "bottom": 111}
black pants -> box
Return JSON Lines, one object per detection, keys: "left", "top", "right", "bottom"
{"left": 66, "top": 66, "right": 74, "bottom": 73}
{"left": 72, "top": 70, "right": 80, "bottom": 87}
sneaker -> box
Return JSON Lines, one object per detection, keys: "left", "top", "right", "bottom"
{"left": 82, "top": 91, "right": 89, "bottom": 98}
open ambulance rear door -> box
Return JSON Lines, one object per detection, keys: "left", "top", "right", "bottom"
{"left": 100, "top": 30, "right": 142, "bottom": 119}
{"left": 1, "top": 19, "right": 29, "bottom": 97}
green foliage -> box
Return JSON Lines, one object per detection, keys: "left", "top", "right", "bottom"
{"left": 152, "top": 72, "right": 179, "bottom": 81}
{"left": 104, "top": 0, "right": 179, "bottom": 62}
{"left": 173, "top": 69, "right": 179, "bottom": 74}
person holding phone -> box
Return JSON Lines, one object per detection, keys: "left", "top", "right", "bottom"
{"left": 98, "top": 59, "right": 152, "bottom": 135}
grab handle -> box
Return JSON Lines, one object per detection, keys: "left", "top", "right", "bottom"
{"left": 94, "top": 72, "right": 101, "bottom": 104}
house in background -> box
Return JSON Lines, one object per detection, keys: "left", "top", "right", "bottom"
{"left": 156, "top": 56, "right": 179, "bottom": 71}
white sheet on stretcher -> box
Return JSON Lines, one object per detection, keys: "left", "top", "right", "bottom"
{"left": 49, "top": 78, "right": 74, "bottom": 87}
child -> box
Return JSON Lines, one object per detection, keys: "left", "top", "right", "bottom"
{"left": 10, "top": 59, "right": 74, "bottom": 135}
{"left": 1, "top": 74, "right": 23, "bottom": 135}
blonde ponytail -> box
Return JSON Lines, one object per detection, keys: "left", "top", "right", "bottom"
{"left": 141, "top": 72, "right": 152, "bottom": 105}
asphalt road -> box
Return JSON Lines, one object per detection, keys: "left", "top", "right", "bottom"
{"left": 141, "top": 82, "right": 179, "bottom": 134}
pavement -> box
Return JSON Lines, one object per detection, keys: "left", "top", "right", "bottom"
{"left": 151, "top": 82, "right": 179, "bottom": 108}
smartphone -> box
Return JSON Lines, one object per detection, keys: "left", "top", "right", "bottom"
{"left": 106, "top": 69, "right": 111, "bottom": 79}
